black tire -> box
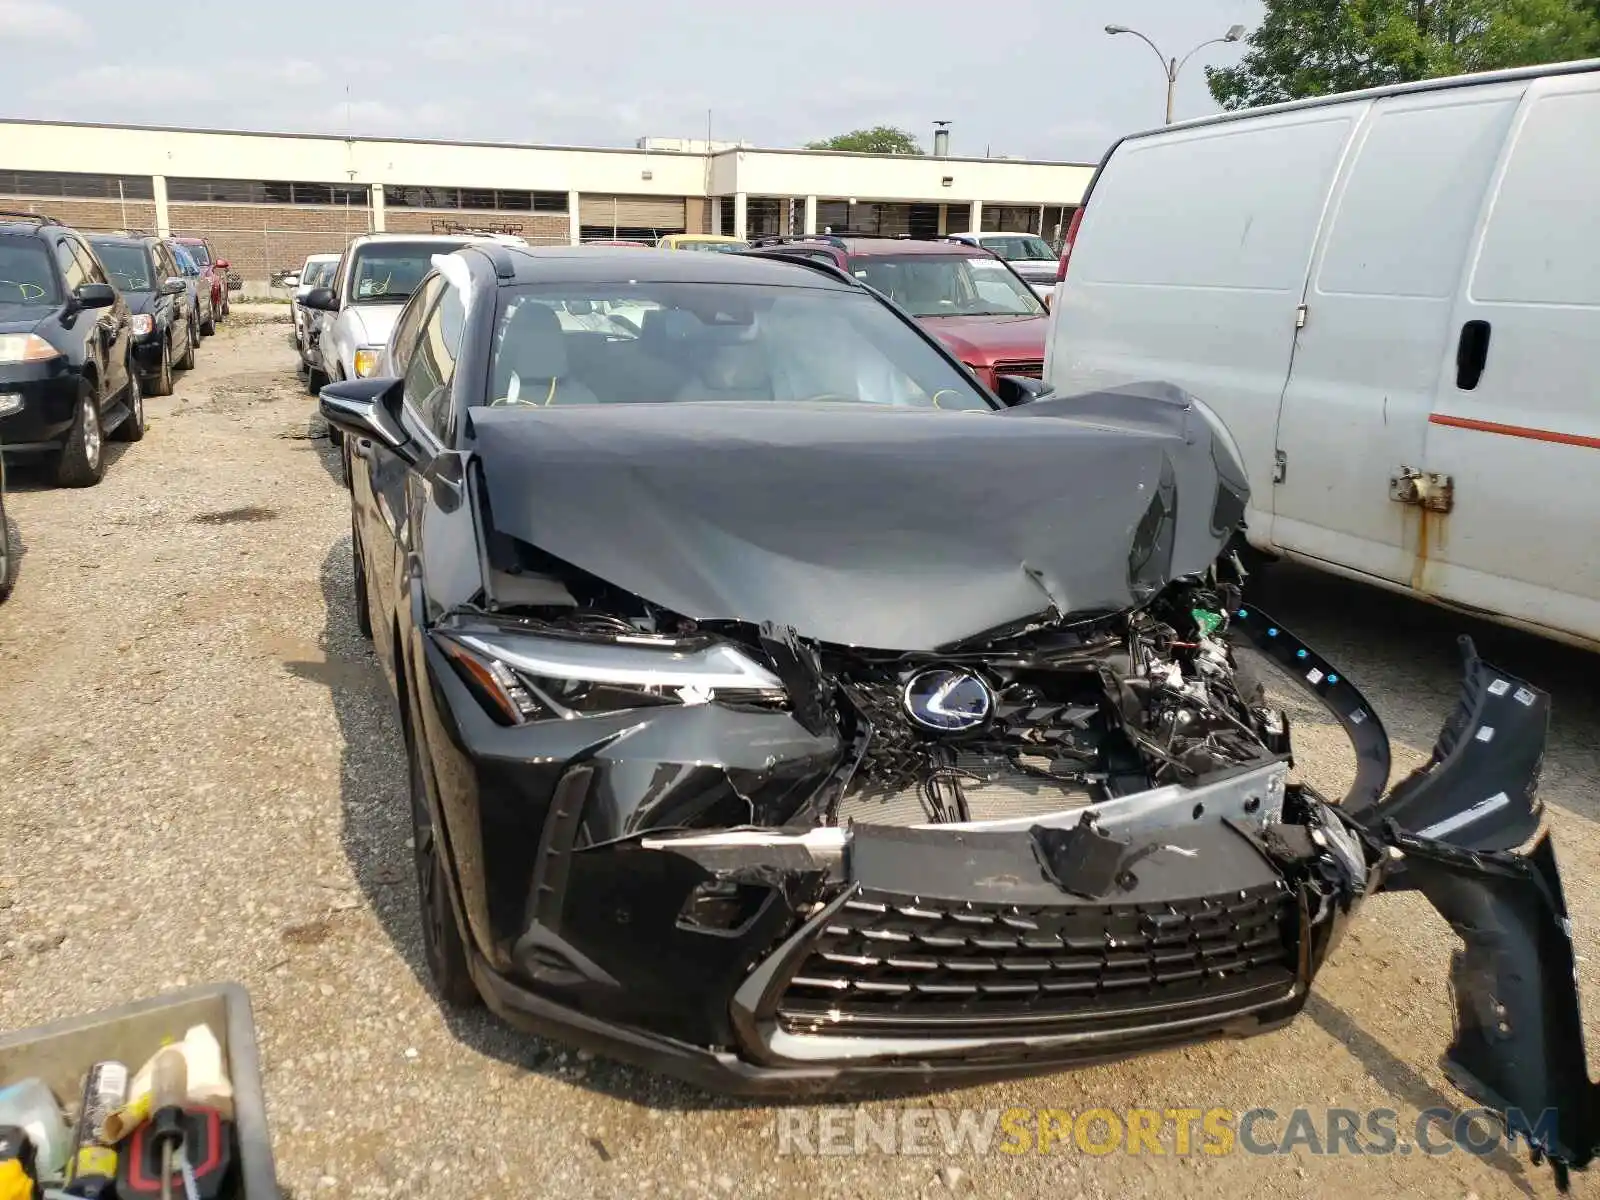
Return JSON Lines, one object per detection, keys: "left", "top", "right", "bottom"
{"left": 305, "top": 365, "right": 325, "bottom": 397}
{"left": 220, "top": 292, "right": 230, "bottom": 319}
{"left": 175, "top": 318, "right": 196, "bottom": 370}
{"left": 149, "top": 336, "right": 174, "bottom": 397}
{"left": 111, "top": 365, "right": 144, "bottom": 443}
{"left": 54, "top": 380, "right": 105, "bottom": 488}
{"left": 0, "top": 492, "right": 13, "bottom": 604}
{"left": 200, "top": 307, "right": 215, "bottom": 337}
{"left": 409, "top": 726, "right": 479, "bottom": 1008}
{"left": 352, "top": 516, "right": 373, "bottom": 638}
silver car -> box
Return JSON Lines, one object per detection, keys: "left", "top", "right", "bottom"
{"left": 290, "top": 253, "right": 339, "bottom": 368}
{"left": 300, "top": 233, "right": 517, "bottom": 394}
{"left": 943, "top": 231, "right": 1059, "bottom": 298}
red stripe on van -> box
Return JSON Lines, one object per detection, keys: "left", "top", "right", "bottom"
{"left": 1429, "top": 413, "right": 1600, "bottom": 451}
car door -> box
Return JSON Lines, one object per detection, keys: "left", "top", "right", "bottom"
{"left": 54, "top": 236, "right": 106, "bottom": 399}
{"left": 403, "top": 277, "right": 479, "bottom": 625}
{"left": 355, "top": 274, "right": 443, "bottom": 681}
{"left": 153, "top": 243, "right": 184, "bottom": 336}
{"left": 1268, "top": 83, "right": 1524, "bottom": 587}
{"left": 72, "top": 236, "right": 131, "bottom": 400}
{"left": 1418, "top": 70, "right": 1600, "bottom": 645}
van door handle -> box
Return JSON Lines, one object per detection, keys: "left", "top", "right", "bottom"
{"left": 1456, "top": 320, "right": 1491, "bottom": 390}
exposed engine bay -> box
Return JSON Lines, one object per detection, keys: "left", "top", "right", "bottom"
{"left": 469, "top": 558, "right": 1289, "bottom": 833}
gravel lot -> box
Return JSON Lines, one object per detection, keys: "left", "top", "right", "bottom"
{"left": 2, "top": 309, "right": 1597, "bottom": 1199}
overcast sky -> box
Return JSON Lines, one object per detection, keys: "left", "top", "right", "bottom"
{"left": 3, "top": 0, "right": 1262, "bottom": 162}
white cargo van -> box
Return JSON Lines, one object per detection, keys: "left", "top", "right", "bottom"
{"left": 1045, "top": 60, "right": 1600, "bottom": 652}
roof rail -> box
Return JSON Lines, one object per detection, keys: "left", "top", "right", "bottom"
{"left": 740, "top": 246, "right": 861, "bottom": 285}
{"left": 0, "top": 210, "right": 63, "bottom": 226}
{"left": 471, "top": 242, "right": 520, "bottom": 280}
{"left": 747, "top": 233, "right": 847, "bottom": 250}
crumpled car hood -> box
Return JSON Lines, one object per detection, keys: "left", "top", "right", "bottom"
{"left": 468, "top": 382, "right": 1249, "bottom": 650}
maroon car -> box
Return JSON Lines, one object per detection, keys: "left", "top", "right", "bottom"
{"left": 172, "top": 237, "right": 231, "bottom": 322}
{"left": 744, "top": 235, "right": 1048, "bottom": 389}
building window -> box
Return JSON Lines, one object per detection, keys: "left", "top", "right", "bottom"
{"left": 717, "top": 196, "right": 735, "bottom": 235}
{"left": 0, "top": 170, "right": 154, "bottom": 200}
{"left": 980, "top": 204, "right": 1043, "bottom": 234}
{"left": 166, "top": 178, "right": 370, "bottom": 205}
{"left": 385, "top": 186, "right": 566, "bottom": 213}
{"left": 745, "top": 197, "right": 783, "bottom": 238}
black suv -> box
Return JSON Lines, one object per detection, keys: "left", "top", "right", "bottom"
{"left": 0, "top": 213, "right": 143, "bottom": 487}
{"left": 89, "top": 233, "right": 197, "bottom": 397}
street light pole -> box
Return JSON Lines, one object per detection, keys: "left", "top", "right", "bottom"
{"left": 1105, "top": 23, "right": 1246, "bottom": 125}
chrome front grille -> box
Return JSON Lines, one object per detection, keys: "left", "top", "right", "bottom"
{"left": 777, "top": 883, "right": 1298, "bottom": 1038}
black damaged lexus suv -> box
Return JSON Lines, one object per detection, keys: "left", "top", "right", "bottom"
{"left": 320, "top": 243, "right": 1597, "bottom": 1186}
{"left": 0, "top": 213, "right": 143, "bottom": 487}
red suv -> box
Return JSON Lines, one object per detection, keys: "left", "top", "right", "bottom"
{"left": 743, "top": 234, "right": 1048, "bottom": 390}
{"left": 172, "top": 237, "right": 232, "bottom": 322}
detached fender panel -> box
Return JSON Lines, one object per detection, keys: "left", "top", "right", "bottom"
{"left": 1394, "top": 833, "right": 1596, "bottom": 1188}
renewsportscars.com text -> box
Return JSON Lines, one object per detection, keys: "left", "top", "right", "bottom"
{"left": 775, "top": 1105, "right": 1556, "bottom": 1159}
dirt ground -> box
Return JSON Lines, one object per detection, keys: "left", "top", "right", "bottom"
{"left": 2, "top": 309, "right": 1597, "bottom": 1199}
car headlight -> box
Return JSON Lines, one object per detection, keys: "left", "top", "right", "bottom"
{"left": 129, "top": 314, "right": 155, "bottom": 337}
{"left": 0, "top": 333, "right": 61, "bottom": 364}
{"left": 352, "top": 347, "right": 380, "bottom": 378}
{"left": 433, "top": 629, "right": 787, "bottom": 725}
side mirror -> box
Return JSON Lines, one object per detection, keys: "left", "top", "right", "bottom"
{"left": 994, "top": 374, "right": 1055, "bottom": 407}
{"left": 161, "top": 278, "right": 186, "bottom": 296}
{"left": 319, "top": 376, "right": 422, "bottom": 468}
{"left": 281, "top": 274, "right": 300, "bottom": 289}
{"left": 76, "top": 282, "right": 116, "bottom": 309}
{"left": 301, "top": 286, "right": 338, "bottom": 312}
{"left": 215, "top": 259, "right": 230, "bottom": 270}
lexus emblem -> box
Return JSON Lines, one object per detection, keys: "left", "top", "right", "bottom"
{"left": 903, "top": 668, "right": 994, "bottom": 732}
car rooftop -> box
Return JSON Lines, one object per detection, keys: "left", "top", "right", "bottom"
{"left": 759, "top": 236, "right": 990, "bottom": 258}
{"left": 480, "top": 244, "right": 856, "bottom": 288}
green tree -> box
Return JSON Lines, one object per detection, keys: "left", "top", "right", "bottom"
{"left": 1208, "top": 0, "right": 1600, "bottom": 110}
{"left": 805, "top": 126, "right": 924, "bottom": 154}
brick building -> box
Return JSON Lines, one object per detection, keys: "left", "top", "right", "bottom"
{"left": 0, "top": 120, "right": 1093, "bottom": 291}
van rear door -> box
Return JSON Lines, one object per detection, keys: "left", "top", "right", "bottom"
{"left": 1046, "top": 109, "right": 1359, "bottom": 545}
{"left": 1268, "top": 83, "right": 1524, "bottom": 585}
{"left": 1418, "top": 70, "right": 1600, "bottom": 647}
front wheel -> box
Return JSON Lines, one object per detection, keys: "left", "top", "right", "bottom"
{"left": 200, "top": 305, "right": 215, "bottom": 337}
{"left": 175, "top": 319, "right": 196, "bottom": 370}
{"left": 409, "top": 728, "right": 480, "bottom": 1008}
{"left": 54, "top": 380, "right": 105, "bottom": 487}
{"left": 351, "top": 516, "right": 373, "bottom": 638}
{"left": 111, "top": 366, "right": 144, "bottom": 442}
{"left": 0, "top": 492, "right": 13, "bottom": 602}
{"left": 149, "top": 337, "right": 174, "bottom": 397}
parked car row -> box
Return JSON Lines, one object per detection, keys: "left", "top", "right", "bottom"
{"left": 0, "top": 214, "right": 237, "bottom": 600}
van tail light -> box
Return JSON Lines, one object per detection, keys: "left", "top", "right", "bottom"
{"left": 1056, "top": 205, "right": 1086, "bottom": 282}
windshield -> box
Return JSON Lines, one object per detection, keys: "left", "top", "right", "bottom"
{"left": 848, "top": 254, "right": 1045, "bottom": 317}
{"left": 981, "top": 235, "right": 1055, "bottom": 261}
{"left": 0, "top": 238, "right": 59, "bottom": 305}
{"left": 169, "top": 244, "right": 199, "bottom": 276}
{"left": 349, "top": 242, "right": 463, "bottom": 302}
{"left": 91, "top": 243, "right": 155, "bottom": 291}
{"left": 302, "top": 260, "right": 336, "bottom": 288}
{"left": 487, "top": 282, "right": 993, "bottom": 411}
{"left": 181, "top": 241, "right": 211, "bottom": 266}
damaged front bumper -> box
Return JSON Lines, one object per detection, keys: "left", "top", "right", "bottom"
{"left": 415, "top": 610, "right": 1595, "bottom": 1184}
